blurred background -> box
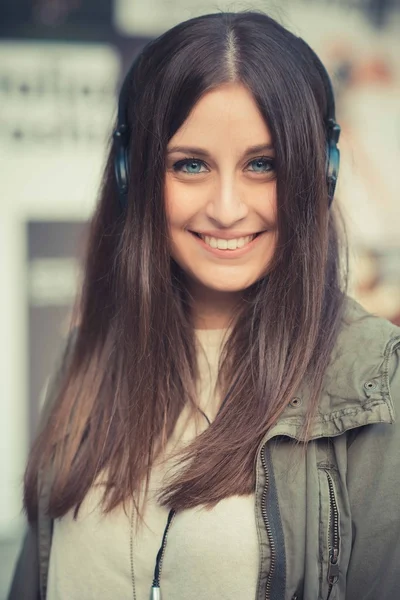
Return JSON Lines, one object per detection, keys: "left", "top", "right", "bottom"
{"left": 0, "top": 0, "right": 399, "bottom": 596}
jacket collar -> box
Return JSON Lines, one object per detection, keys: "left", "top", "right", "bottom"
{"left": 262, "top": 298, "right": 400, "bottom": 445}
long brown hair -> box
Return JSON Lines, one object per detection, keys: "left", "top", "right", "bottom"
{"left": 24, "top": 10, "right": 347, "bottom": 523}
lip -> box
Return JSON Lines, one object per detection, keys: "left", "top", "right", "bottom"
{"left": 189, "top": 229, "right": 264, "bottom": 240}
{"left": 189, "top": 230, "right": 267, "bottom": 258}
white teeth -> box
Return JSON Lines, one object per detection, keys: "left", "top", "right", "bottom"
{"left": 200, "top": 234, "right": 256, "bottom": 250}
{"left": 205, "top": 236, "right": 218, "bottom": 248}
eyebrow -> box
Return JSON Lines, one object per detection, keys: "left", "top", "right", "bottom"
{"left": 166, "top": 143, "right": 275, "bottom": 158}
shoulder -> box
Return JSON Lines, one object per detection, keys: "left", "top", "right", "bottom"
{"left": 336, "top": 295, "right": 400, "bottom": 361}
{"left": 296, "top": 296, "right": 400, "bottom": 437}
{"left": 325, "top": 296, "right": 400, "bottom": 410}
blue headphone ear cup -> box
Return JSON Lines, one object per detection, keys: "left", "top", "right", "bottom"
{"left": 113, "top": 128, "right": 129, "bottom": 212}
{"left": 114, "top": 146, "right": 129, "bottom": 193}
{"left": 326, "top": 139, "right": 340, "bottom": 208}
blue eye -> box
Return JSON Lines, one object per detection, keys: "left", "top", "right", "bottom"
{"left": 247, "top": 157, "right": 275, "bottom": 173}
{"left": 171, "top": 156, "right": 275, "bottom": 175}
{"left": 172, "top": 158, "right": 207, "bottom": 174}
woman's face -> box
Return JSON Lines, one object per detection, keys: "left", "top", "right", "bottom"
{"left": 165, "top": 83, "right": 277, "bottom": 314}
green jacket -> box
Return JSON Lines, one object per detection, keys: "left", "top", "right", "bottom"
{"left": 8, "top": 299, "right": 400, "bottom": 600}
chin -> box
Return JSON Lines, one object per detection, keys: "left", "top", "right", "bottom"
{"left": 194, "top": 274, "right": 259, "bottom": 294}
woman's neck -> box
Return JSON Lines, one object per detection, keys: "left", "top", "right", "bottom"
{"left": 188, "top": 282, "right": 242, "bottom": 330}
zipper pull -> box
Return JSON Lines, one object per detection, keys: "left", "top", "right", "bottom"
{"left": 328, "top": 559, "right": 340, "bottom": 584}
{"left": 151, "top": 585, "right": 161, "bottom": 600}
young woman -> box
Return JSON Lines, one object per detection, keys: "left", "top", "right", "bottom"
{"left": 9, "top": 11, "right": 400, "bottom": 600}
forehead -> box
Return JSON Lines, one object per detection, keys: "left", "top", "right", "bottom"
{"left": 169, "top": 83, "right": 272, "bottom": 148}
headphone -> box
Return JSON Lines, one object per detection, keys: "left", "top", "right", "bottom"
{"left": 298, "top": 38, "right": 341, "bottom": 209}
{"left": 113, "top": 38, "right": 340, "bottom": 213}
{"left": 112, "top": 54, "right": 141, "bottom": 214}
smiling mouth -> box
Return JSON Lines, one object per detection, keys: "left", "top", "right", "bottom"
{"left": 190, "top": 231, "right": 264, "bottom": 250}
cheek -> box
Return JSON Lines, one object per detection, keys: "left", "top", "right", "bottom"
{"left": 164, "top": 181, "right": 192, "bottom": 263}
{"left": 165, "top": 180, "right": 191, "bottom": 229}
{"left": 256, "top": 181, "right": 277, "bottom": 221}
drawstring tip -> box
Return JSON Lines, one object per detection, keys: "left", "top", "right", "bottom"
{"left": 151, "top": 585, "right": 161, "bottom": 600}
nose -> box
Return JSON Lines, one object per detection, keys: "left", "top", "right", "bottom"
{"left": 205, "top": 178, "right": 249, "bottom": 227}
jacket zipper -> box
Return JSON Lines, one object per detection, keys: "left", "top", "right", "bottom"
{"left": 325, "top": 470, "right": 340, "bottom": 600}
{"left": 261, "top": 444, "right": 277, "bottom": 600}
